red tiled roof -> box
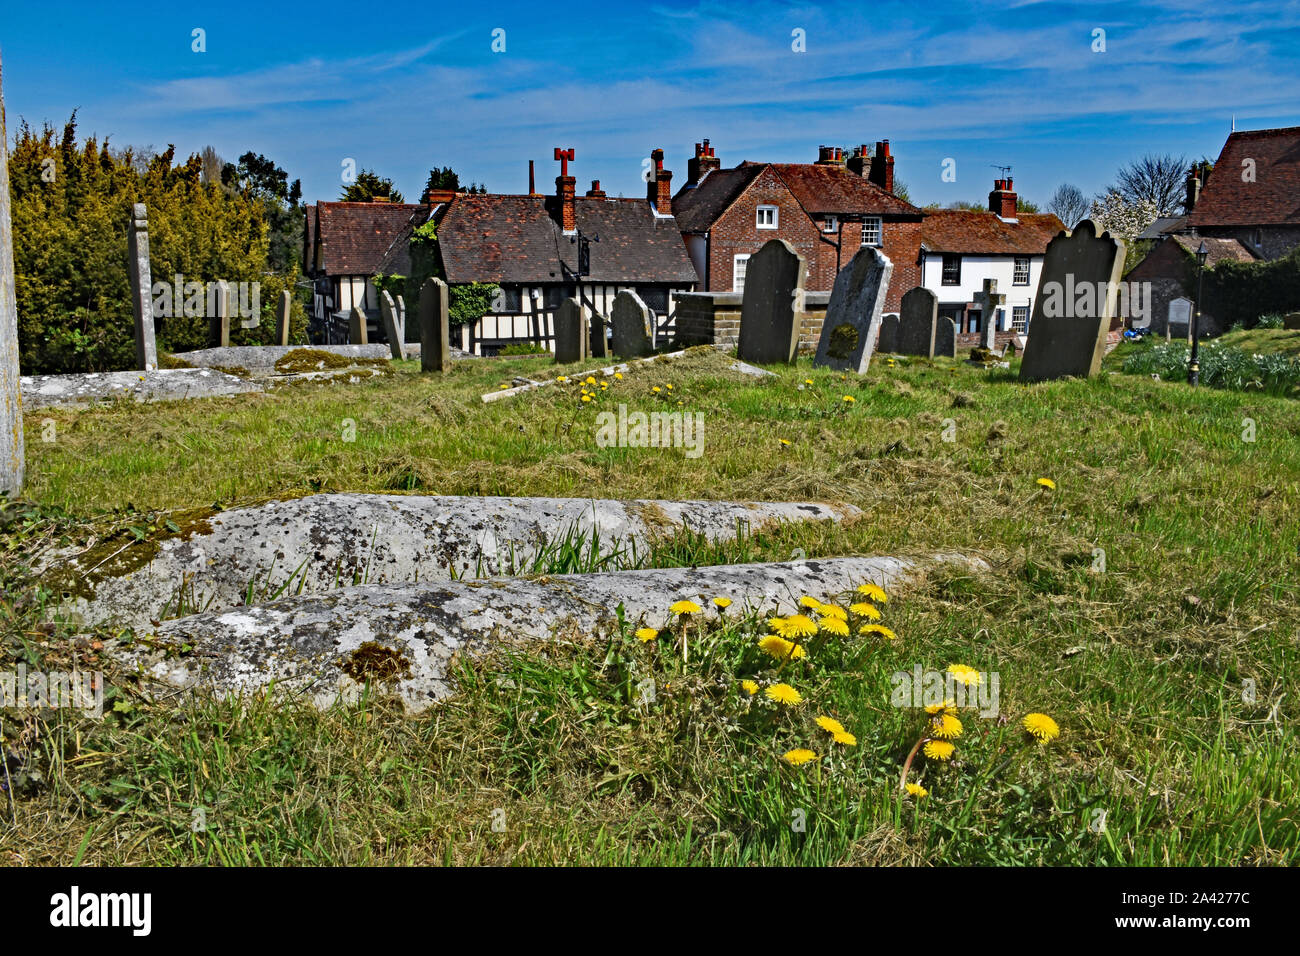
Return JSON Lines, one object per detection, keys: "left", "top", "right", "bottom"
{"left": 1170, "top": 234, "right": 1258, "bottom": 267}
{"left": 672, "top": 166, "right": 766, "bottom": 233}
{"left": 314, "top": 201, "right": 425, "bottom": 275}
{"left": 1187, "top": 126, "right": 1300, "bottom": 227}
{"left": 920, "top": 210, "right": 1065, "bottom": 255}
{"left": 769, "top": 163, "right": 920, "bottom": 217}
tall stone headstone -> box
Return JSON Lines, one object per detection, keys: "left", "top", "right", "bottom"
{"left": 877, "top": 315, "right": 900, "bottom": 354}
{"left": 610, "top": 291, "right": 654, "bottom": 358}
{"left": 0, "top": 55, "right": 24, "bottom": 496}
{"left": 1020, "top": 220, "right": 1126, "bottom": 381}
{"left": 208, "top": 280, "right": 231, "bottom": 348}
{"left": 380, "top": 290, "right": 403, "bottom": 360}
{"left": 738, "top": 239, "right": 806, "bottom": 365}
{"left": 935, "top": 317, "right": 957, "bottom": 358}
{"left": 974, "top": 279, "right": 1005, "bottom": 352}
{"left": 275, "top": 290, "right": 291, "bottom": 346}
{"left": 396, "top": 295, "right": 407, "bottom": 342}
{"left": 813, "top": 244, "right": 892, "bottom": 372}
{"left": 349, "top": 306, "right": 368, "bottom": 345}
{"left": 554, "top": 297, "right": 589, "bottom": 364}
{"left": 1167, "top": 296, "right": 1192, "bottom": 342}
{"left": 589, "top": 307, "right": 609, "bottom": 359}
{"left": 419, "top": 277, "right": 451, "bottom": 373}
{"left": 127, "top": 204, "right": 157, "bottom": 370}
{"left": 896, "top": 286, "right": 938, "bottom": 357}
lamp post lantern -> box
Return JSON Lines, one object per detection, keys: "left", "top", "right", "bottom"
{"left": 1188, "top": 241, "right": 1209, "bottom": 387}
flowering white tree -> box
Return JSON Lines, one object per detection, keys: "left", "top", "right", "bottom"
{"left": 1087, "top": 189, "right": 1159, "bottom": 240}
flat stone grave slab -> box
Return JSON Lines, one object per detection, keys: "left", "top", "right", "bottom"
{"left": 112, "top": 553, "right": 988, "bottom": 713}
{"left": 44, "top": 493, "right": 862, "bottom": 630}
{"left": 21, "top": 368, "right": 263, "bottom": 410}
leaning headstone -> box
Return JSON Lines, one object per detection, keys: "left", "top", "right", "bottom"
{"left": 1019, "top": 219, "right": 1126, "bottom": 382}
{"left": 554, "top": 298, "right": 589, "bottom": 364}
{"left": 127, "top": 204, "right": 157, "bottom": 370}
{"left": 611, "top": 291, "right": 654, "bottom": 358}
{"left": 738, "top": 239, "right": 806, "bottom": 365}
{"left": 208, "top": 280, "right": 231, "bottom": 348}
{"left": 877, "top": 315, "right": 900, "bottom": 354}
{"left": 974, "top": 279, "right": 1004, "bottom": 352}
{"left": 1167, "top": 296, "right": 1192, "bottom": 342}
{"left": 589, "top": 308, "right": 609, "bottom": 359}
{"left": 813, "top": 244, "right": 892, "bottom": 372}
{"left": 896, "top": 287, "right": 937, "bottom": 357}
{"left": 934, "top": 317, "right": 957, "bottom": 358}
{"left": 380, "top": 291, "right": 403, "bottom": 360}
{"left": 0, "top": 55, "right": 24, "bottom": 496}
{"left": 349, "top": 306, "right": 368, "bottom": 345}
{"left": 419, "top": 278, "right": 451, "bottom": 373}
{"left": 275, "top": 290, "right": 291, "bottom": 346}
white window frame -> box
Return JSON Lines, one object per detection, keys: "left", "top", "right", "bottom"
{"left": 860, "top": 216, "right": 882, "bottom": 246}
{"left": 822, "top": 215, "right": 839, "bottom": 234}
{"left": 733, "top": 254, "right": 751, "bottom": 292}
{"left": 1013, "top": 257, "right": 1030, "bottom": 285}
{"left": 756, "top": 205, "right": 778, "bottom": 230}
{"left": 1012, "top": 306, "right": 1029, "bottom": 332}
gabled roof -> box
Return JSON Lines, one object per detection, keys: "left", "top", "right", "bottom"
{"left": 920, "top": 210, "right": 1065, "bottom": 255}
{"left": 672, "top": 166, "right": 766, "bottom": 233}
{"left": 1170, "top": 234, "right": 1258, "bottom": 267}
{"left": 1137, "top": 215, "right": 1187, "bottom": 240}
{"left": 1187, "top": 126, "right": 1300, "bottom": 227}
{"left": 437, "top": 194, "right": 699, "bottom": 285}
{"left": 314, "top": 201, "right": 425, "bottom": 275}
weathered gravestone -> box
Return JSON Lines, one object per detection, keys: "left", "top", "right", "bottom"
{"left": 1284, "top": 312, "right": 1300, "bottom": 331}
{"left": 127, "top": 204, "right": 157, "bottom": 370}
{"left": 419, "top": 277, "right": 450, "bottom": 373}
{"left": 1167, "top": 296, "right": 1192, "bottom": 342}
{"left": 1019, "top": 219, "right": 1126, "bottom": 382}
{"left": 610, "top": 291, "right": 654, "bottom": 358}
{"left": 877, "top": 315, "right": 900, "bottom": 354}
{"left": 554, "top": 298, "right": 589, "bottom": 363}
{"left": 813, "top": 244, "right": 892, "bottom": 372}
{"left": 208, "top": 280, "right": 231, "bottom": 348}
{"left": 897, "top": 286, "right": 937, "bottom": 357}
{"left": 0, "top": 54, "right": 24, "bottom": 496}
{"left": 275, "top": 290, "right": 291, "bottom": 346}
{"left": 380, "top": 291, "right": 403, "bottom": 360}
{"left": 349, "top": 306, "right": 368, "bottom": 345}
{"left": 975, "top": 279, "right": 1005, "bottom": 352}
{"left": 589, "top": 308, "right": 609, "bottom": 358}
{"left": 738, "top": 239, "right": 806, "bottom": 365}
{"left": 934, "top": 317, "right": 957, "bottom": 358}
{"left": 396, "top": 295, "right": 407, "bottom": 343}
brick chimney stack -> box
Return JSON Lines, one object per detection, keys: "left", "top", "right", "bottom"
{"left": 586, "top": 180, "right": 606, "bottom": 198}
{"left": 687, "top": 139, "right": 720, "bottom": 185}
{"left": 424, "top": 188, "right": 457, "bottom": 205}
{"left": 868, "top": 140, "right": 894, "bottom": 193}
{"left": 647, "top": 148, "right": 673, "bottom": 215}
{"left": 1184, "top": 163, "right": 1206, "bottom": 214}
{"left": 816, "top": 145, "right": 845, "bottom": 166}
{"left": 529, "top": 159, "right": 538, "bottom": 196}
{"left": 554, "top": 147, "right": 576, "bottom": 233}
{"left": 988, "top": 177, "right": 1018, "bottom": 218}
{"left": 846, "top": 144, "right": 870, "bottom": 178}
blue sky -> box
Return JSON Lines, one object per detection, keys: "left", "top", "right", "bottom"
{"left": 3, "top": 0, "right": 1299, "bottom": 208}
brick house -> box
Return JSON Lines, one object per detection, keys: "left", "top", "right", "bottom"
{"left": 1185, "top": 125, "right": 1300, "bottom": 260}
{"left": 671, "top": 140, "right": 923, "bottom": 312}
{"left": 1124, "top": 234, "right": 1257, "bottom": 337}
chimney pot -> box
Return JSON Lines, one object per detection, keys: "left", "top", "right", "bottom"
{"left": 868, "top": 141, "right": 895, "bottom": 193}
{"left": 687, "top": 137, "right": 721, "bottom": 185}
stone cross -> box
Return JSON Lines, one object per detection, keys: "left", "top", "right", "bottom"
{"left": 553, "top": 297, "right": 589, "bottom": 364}
{"left": 127, "top": 204, "right": 157, "bottom": 370}
{"left": 380, "top": 290, "right": 403, "bottom": 360}
{"left": 974, "top": 279, "right": 1004, "bottom": 352}
{"left": 349, "top": 306, "right": 368, "bottom": 345}
{"left": 208, "top": 280, "right": 231, "bottom": 348}
{"left": 1019, "top": 219, "right": 1126, "bottom": 381}
{"left": 896, "top": 286, "right": 938, "bottom": 357}
{"left": 419, "top": 277, "right": 450, "bottom": 373}
{"left": 0, "top": 54, "right": 24, "bottom": 496}
{"left": 814, "top": 244, "right": 893, "bottom": 372}
{"left": 275, "top": 290, "right": 291, "bottom": 346}
{"left": 610, "top": 290, "right": 653, "bottom": 358}
{"left": 738, "top": 239, "right": 807, "bottom": 365}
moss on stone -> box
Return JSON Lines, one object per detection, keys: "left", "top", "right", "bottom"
{"left": 157, "top": 353, "right": 195, "bottom": 370}
{"left": 340, "top": 641, "right": 412, "bottom": 684}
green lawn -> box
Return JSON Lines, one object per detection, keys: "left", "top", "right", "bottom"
{"left": 2, "top": 347, "right": 1296, "bottom": 865}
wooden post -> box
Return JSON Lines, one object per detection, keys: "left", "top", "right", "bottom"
{"left": 0, "top": 53, "right": 25, "bottom": 497}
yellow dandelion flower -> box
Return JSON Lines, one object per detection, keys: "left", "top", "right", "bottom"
{"left": 924, "top": 701, "right": 958, "bottom": 715}
{"left": 758, "top": 635, "right": 806, "bottom": 661}
{"left": 713, "top": 597, "right": 732, "bottom": 609}
{"left": 804, "top": 378, "right": 813, "bottom": 386}
{"left": 556, "top": 376, "right": 569, "bottom": 383}
{"left": 498, "top": 383, "right": 510, "bottom": 390}
{"left": 819, "top": 616, "right": 850, "bottom": 637}
{"left": 831, "top": 730, "right": 857, "bottom": 746}
{"left": 799, "top": 596, "right": 821, "bottom": 609}
{"left": 652, "top": 386, "right": 662, "bottom": 393}
{"left": 905, "top": 782, "right": 928, "bottom": 798}
{"left": 780, "top": 438, "right": 792, "bottom": 446}
{"left": 859, "top": 624, "right": 898, "bottom": 641}
{"left": 670, "top": 599, "right": 702, "bottom": 615}
{"left": 581, "top": 394, "right": 593, "bottom": 402}
{"left": 614, "top": 372, "right": 623, "bottom": 380}
{"left": 781, "top": 614, "right": 818, "bottom": 639}
{"left": 815, "top": 716, "right": 846, "bottom": 734}
{"left": 783, "top": 748, "right": 817, "bottom": 766}
{"left": 765, "top": 683, "right": 803, "bottom": 706}
{"left": 741, "top": 680, "right": 759, "bottom": 695}
{"left": 923, "top": 739, "right": 955, "bottom": 761}
{"left": 1023, "top": 712, "right": 1060, "bottom": 743}
{"left": 947, "top": 664, "right": 981, "bottom": 687}
{"left": 584, "top": 376, "right": 596, "bottom": 385}
{"left": 930, "top": 712, "right": 963, "bottom": 739}
{"left": 665, "top": 383, "right": 673, "bottom": 390}
{"left": 856, "top": 583, "right": 888, "bottom": 603}
{"left": 1036, "top": 477, "right": 1056, "bottom": 490}
{"left": 635, "top": 627, "right": 659, "bottom": 642}
{"left": 849, "top": 602, "right": 882, "bottom": 620}
{"left": 818, "top": 604, "right": 847, "bottom": 621}
{"left": 842, "top": 394, "right": 856, "bottom": 403}
{"left": 767, "top": 616, "right": 788, "bottom": 632}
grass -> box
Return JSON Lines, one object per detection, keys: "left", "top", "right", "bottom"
{"left": 2, "top": 346, "right": 1298, "bottom": 865}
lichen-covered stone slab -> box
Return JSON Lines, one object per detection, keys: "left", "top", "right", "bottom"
{"left": 21, "top": 368, "right": 263, "bottom": 409}
{"left": 48, "top": 494, "right": 862, "bottom": 630}
{"left": 173, "top": 344, "right": 397, "bottom": 370}
{"left": 115, "top": 553, "right": 986, "bottom": 713}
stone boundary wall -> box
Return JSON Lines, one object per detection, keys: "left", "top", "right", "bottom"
{"left": 675, "top": 291, "right": 835, "bottom": 354}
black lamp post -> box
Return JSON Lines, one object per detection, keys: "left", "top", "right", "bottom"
{"left": 1188, "top": 241, "right": 1209, "bottom": 386}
